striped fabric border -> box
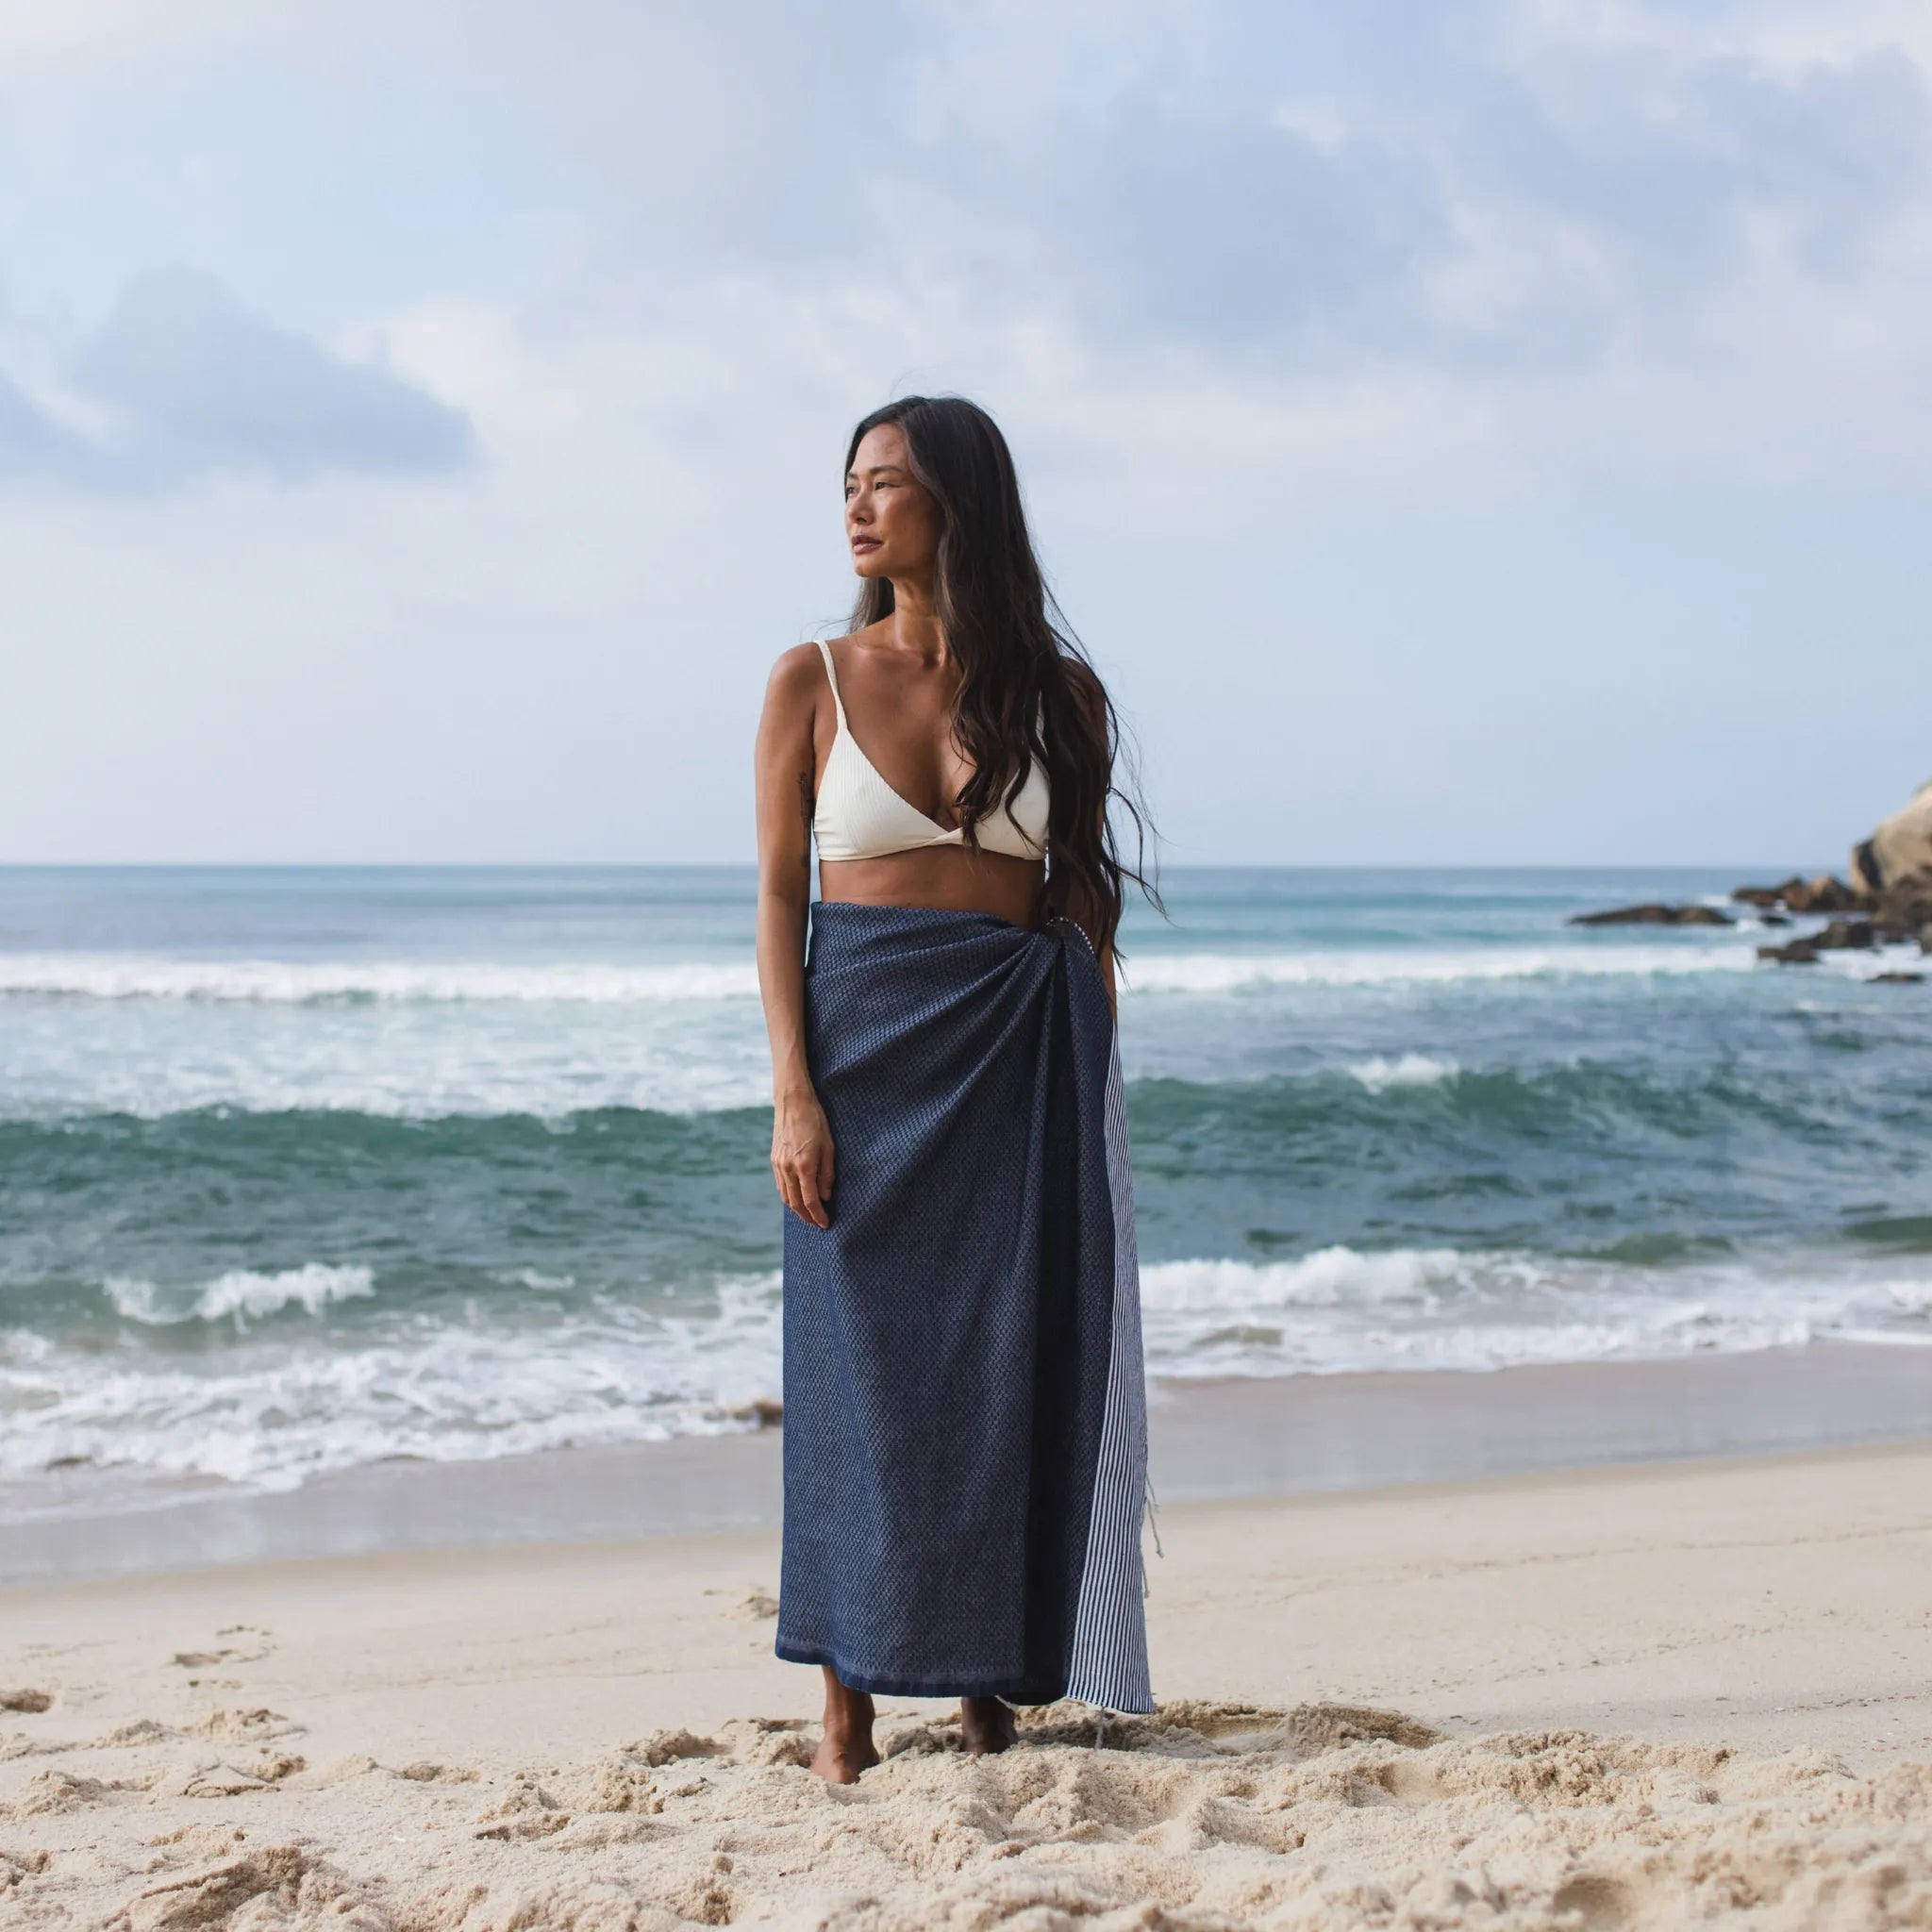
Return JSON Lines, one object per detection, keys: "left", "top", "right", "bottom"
{"left": 1062, "top": 1020, "right": 1155, "bottom": 1712}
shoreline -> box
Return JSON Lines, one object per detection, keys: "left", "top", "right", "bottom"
{"left": 5, "top": 1338, "right": 1929, "bottom": 1591}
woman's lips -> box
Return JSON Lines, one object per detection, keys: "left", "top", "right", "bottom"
{"left": 851, "top": 538, "right": 881, "bottom": 553}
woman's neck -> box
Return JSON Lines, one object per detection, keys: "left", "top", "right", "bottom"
{"left": 885, "top": 578, "right": 944, "bottom": 664}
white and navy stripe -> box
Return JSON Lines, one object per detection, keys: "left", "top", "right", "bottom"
{"left": 1063, "top": 1023, "right": 1155, "bottom": 1712}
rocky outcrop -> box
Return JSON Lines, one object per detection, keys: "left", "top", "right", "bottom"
{"left": 1756, "top": 904, "right": 1932, "bottom": 967}
{"left": 1567, "top": 903, "right": 1733, "bottom": 927}
{"left": 1851, "top": 779, "right": 1932, "bottom": 894}
{"left": 1722, "top": 784, "right": 1932, "bottom": 966}
{"left": 1811, "top": 920, "right": 1878, "bottom": 951}
{"left": 1731, "top": 855, "right": 1932, "bottom": 958}
{"left": 1872, "top": 866, "right": 1932, "bottom": 943}
{"left": 1740, "top": 874, "right": 1872, "bottom": 914}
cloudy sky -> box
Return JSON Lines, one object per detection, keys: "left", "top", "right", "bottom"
{"left": 3, "top": 0, "right": 1928, "bottom": 866}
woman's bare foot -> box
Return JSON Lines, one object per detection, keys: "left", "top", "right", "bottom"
{"left": 959, "top": 1694, "right": 1018, "bottom": 1756}
{"left": 810, "top": 1668, "right": 879, "bottom": 1785}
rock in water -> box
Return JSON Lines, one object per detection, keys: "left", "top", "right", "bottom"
{"left": 1729, "top": 874, "right": 1869, "bottom": 913}
{"left": 1782, "top": 874, "right": 1869, "bottom": 913}
{"left": 1812, "top": 919, "right": 1879, "bottom": 951}
{"left": 1852, "top": 779, "right": 1932, "bottom": 893}
{"left": 1567, "top": 903, "right": 1733, "bottom": 927}
{"left": 1872, "top": 866, "right": 1932, "bottom": 946}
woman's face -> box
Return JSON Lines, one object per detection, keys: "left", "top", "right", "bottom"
{"left": 845, "top": 422, "right": 940, "bottom": 583}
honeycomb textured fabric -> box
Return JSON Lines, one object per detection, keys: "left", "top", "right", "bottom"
{"left": 777, "top": 901, "right": 1153, "bottom": 1711}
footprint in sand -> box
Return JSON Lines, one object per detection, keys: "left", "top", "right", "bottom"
{"left": 92, "top": 1719, "right": 179, "bottom": 1751}
{"left": 178, "top": 1764, "right": 273, "bottom": 1799}
{"left": 394, "top": 1761, "right": 482, "bottom": 1784}
{"left": 6, "top": 1767, "right": 150, "bottom": 1816}
{"left": 1551, "top": 1873, "right": 1632, "bottom": 1931}
{"left": 0, "top": 1690, "right": 52, "bottom": 1714}
{"left": 473, "top": 1776, "right": 573, "bottom": 1841}
{"left": 185, "top": 1709, "right": 305, "bottom": 1745}
{"left": 175, "top": 1755, "right": 305, "bottom": 1798}
{"left": 130, "top": 1841, "right": 359, "bottom": 1927}
{"left": 169, "top": 1626, "right": 276, "bottom": 1673}
{"left": 1, "top": 1846, "right": 52, "bottom": 1885}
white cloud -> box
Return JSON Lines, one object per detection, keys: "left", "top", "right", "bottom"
{"left": 0, "top": 268, "right": 475, "bottom": 491}
{"left": 1, "top": 0, "right": 1929, "bottom": 862}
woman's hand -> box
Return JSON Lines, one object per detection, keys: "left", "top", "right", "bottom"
{"left": 773, "top": 1085, "right": 836, "bottom": 1229}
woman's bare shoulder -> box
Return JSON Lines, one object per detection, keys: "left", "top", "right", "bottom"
{"left": 766, "top": 641, "right": 832, "bottom": 701}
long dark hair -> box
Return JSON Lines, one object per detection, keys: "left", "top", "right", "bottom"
{"left": 844, "top": 394, "right": 1158, "bottom": 957}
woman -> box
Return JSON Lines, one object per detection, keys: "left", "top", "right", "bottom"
{"left": 753, "top": 394, "right": 1157, "bottom": 1785}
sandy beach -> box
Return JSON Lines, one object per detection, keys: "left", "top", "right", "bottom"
{"left": 5, "top": 1430, "right": 1930, "bottom": 1928}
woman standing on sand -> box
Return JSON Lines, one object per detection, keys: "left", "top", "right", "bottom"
{"left": 753, "top": 395, "right": 1158, "bottom": 1783}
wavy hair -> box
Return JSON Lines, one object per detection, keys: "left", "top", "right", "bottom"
{"left": 843, "top": 394, "right": 1158, "bottom": 957}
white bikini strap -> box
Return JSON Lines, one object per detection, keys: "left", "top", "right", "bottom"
{"left": 814, "top": 638, "right": 848, "bottom": 726}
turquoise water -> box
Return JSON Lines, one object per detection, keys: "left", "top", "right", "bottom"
{"left": 2, "top": 863, "right": 1928, "bottom": 1499}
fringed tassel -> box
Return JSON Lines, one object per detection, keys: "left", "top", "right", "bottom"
{"left": 1141, "top": 1472, "right": 1164, "bottom": 1599}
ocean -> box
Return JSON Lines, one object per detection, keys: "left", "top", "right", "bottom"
{"left": 2, "top": 863, "right": 1928, "bottom": 1509}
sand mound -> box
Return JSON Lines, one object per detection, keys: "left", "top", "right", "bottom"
{"left": 4, "top": 1696, "right": 1929, "bottom": 1927}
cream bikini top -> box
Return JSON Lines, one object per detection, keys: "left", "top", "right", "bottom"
{"left": 811, "top": 638, "right": 1050, "bottom": 863}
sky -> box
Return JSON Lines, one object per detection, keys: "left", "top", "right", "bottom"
{"left": 2, "top": 0, "right": 1929, "bottom": 867}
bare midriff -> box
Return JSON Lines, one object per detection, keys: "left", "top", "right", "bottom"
{"left": 817, "top": 847, "right": 1045, "bottom": 930}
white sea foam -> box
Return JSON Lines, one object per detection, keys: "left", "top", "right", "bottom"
{"left": 104, "top": 1264, "right": 377, "bottom": 1327}
{"left": 0, "top": 937, "right": 1779, "bottom": 1124}
{"left": 1137, "top": 1247, "right": 1932, "bottom": 1380}
{"left": 1126, "top": 944, "right": 1765, "bottom": 992}
{"left": 0, "top": 1273, "right": 786, "bottom": 1491}
{"left": 0, "top": 954, "right": 761, "bottom": 1005}
{"left": 1342, "top": 1053, "right": 1459, "bottom": 1091}
{"left": 1141, "top": 1248, "right": 1467, "bottom": 1310}
{"left": 4, "top": 1250, "right": 1926, "bottom": 1497}
{"left": 0, "top": 939, "right": 1828, "bottom": 1008}
{"left": 0, "top": 992, "right": 777, "bottom": 1119}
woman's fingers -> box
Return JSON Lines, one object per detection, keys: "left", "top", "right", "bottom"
{"left": 774, "top": 1141, "right": 831, "bottom": 1228}
{"left": 793, "top": 1152, "right": 828, "bottom": 1229}
{"left": 770, "top": 1091, "right": 835, "bottom": 1228}
{"left": 772, "top": 1150, "right": 803, "bottom": 1219}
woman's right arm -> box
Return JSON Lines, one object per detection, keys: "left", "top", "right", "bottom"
{"left": 755, "top": 646, "right": 836, "bottom": 1229}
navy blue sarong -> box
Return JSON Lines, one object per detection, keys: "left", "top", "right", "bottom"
{"left": 776, "top": 902, "right": 1153, "bottom": 1711}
